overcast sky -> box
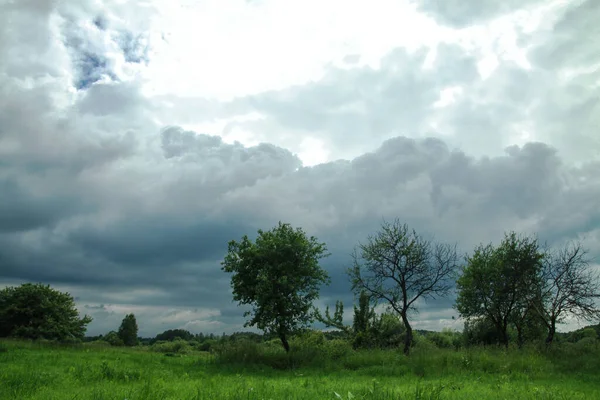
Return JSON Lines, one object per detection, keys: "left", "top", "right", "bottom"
{"left": 1, "top": 0, "right": 598, "bottom": 337}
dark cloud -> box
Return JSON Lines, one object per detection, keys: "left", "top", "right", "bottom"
{"left": 0, "top": 178, "right": 83, "bottom": 233}
{"left": 1, "top": 0, "right": 598, "bottom": 337}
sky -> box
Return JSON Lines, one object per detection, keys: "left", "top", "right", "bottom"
{"left": 0, "top": 0, "right": 599, "bottom": 337}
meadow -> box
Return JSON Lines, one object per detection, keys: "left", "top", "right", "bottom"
{"left": 1, "top": 338, "right": 599, "bottom": 400}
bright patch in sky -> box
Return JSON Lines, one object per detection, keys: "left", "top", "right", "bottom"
{"left": 143, "top": 0, "right": 449, "bottom": 100}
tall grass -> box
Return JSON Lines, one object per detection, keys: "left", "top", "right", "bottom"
{"left": 1, "top": 337, "right": 599, "bottom": 399}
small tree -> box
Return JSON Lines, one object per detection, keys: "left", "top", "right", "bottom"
{"left": 118, "top": 314, "right": 138, "bottom": 346}
{"left": 0, "top": 283, "right": 92, "bottom": 341}
{"left": 348, "top": 219, "right": 459, "bottom": 355}
{"left": 351, "top": 290, "right": 378, "bottom": 348}
{"left": 456, "top": 232, "right": 544, "bottom": 348}
{"left": 532, "top": 241, "right": 600, "bottom": 345}
{"left": 314, "top": 300, "right": 352, "bottom": 335}
{"left": 221, "top": 222, "right": 330, "bottom": 352}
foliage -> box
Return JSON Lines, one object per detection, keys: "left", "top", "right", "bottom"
{"left": 456, "top": 232, "right": 544, "bottom": 347}
{"left": 427, "top": 328, "right": 463, "bottom": 350}
{"left": 150, "top": 338, "right": 193, "bottom": 354}
{"left": 103, "top": 331, "right": 124, "bottom": 346}
{"left": 155, "top": 329, "right": 194, "bottom": 342}
{"left": 348, "top": 219, "right": 459, "bottom": 355}
{"left": 221, "top": 222, "right": 330, "bottom": 352}
{"left": 118, "top": 313, "right": 139, "bottom": 346}
{"left": 314, "top": 300, "right": 351, "bottom": 335}
{"left": 0, "top": 283, "right": 92, "bottom": 342}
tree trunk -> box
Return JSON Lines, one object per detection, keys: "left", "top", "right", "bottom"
{"left": 500, "top": 322, "right": 509, "bottom": 349}
{"left": 401, "top": 312, "right": 413, "bottom": 356}
{"left": 545, "top": 320, "right": 556, "bottom": 346}
{"left": 279, "top": 331, "right": 290, "bottom": 353}
{"left": 516, "top": 324, "right": 524, "bottom": 349}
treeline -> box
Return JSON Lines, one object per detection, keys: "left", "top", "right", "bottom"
{"left": 221, "top": 220, "right": 600, "bottom": 355}
{"left": 1, "top": 219, "right": 599, "bottom": 357}
{"left": 82, "top": 321, "right": 600, "bottom": 356}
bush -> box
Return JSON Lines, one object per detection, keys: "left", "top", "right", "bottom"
{"left": 212, "top": 338, "right": 267, "bottom": 364}
{"left": 197, "top": 339, "right": 217, "bottom": 352}
{"left": 103, "top": 331, "right": 124, "bottom": 347}
{"left": 212, "top": 332, "right": 353, "bottom": 370}
{"left": 151, "top": 339, "right": 193, "bottom": 354}
{"left": 428, "top": 328, "right": 462, "bottom": 350}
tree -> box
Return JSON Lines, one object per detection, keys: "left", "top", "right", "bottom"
{"left": 531, "top": 241, "right": 600, "bottom": 345}
{"left": 348, "top": 219, "right": 459, "bottom": 355}
{"left": 456, "top": 232, "right": 544, "bottom": 348}
{"left": 353, "top": 290, "right": 376, "bottom": 336}
{"left": 0, "top": 283, "right": 92, "bottom": 341}
{"left": 118, "top": 313, "right": 138, "bottom": 346}
{"left": 314, "top": 300, "right": 352, "bottom": 335}
{"left": 221, "top": 222, "right": 330, "bottom": 352}
{"left": 155, "top": 329, "right": 194, "bottom": 342}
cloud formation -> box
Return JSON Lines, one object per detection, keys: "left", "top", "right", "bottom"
{"left": 0, "top": 0, "right": 598, "bottom": 336}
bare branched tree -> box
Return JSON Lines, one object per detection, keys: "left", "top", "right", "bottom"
{"left": 531, "top": 241, "right": 600, "bottom": 344}
{"left": 347, "top": 219, "right": 459, "bottom": 355}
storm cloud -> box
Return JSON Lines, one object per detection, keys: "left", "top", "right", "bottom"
{"left": 0, "top": 0, "right": 598, "bottom": 336}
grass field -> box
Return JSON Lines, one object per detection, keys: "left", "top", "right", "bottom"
{"left": 1, "top": 339, "right": 599, "bottom": 399}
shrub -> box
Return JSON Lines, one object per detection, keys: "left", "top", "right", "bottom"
{"left": 151, "top": 339, "right": 192, "bottom": 354}
{"left": 103, "top": 331, "right": 124, "bottom": 347}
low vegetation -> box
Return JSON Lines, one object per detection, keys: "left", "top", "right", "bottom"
{"left": 1, "top": 333, "right": 599, "bottom": 399}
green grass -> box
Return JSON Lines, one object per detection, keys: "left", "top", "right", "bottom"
{"left": 1, "top": 339, "right": 599, "bottom": 399}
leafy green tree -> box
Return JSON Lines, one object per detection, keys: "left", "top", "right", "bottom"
{"left": 456, "top": 232, "right": 544, "bottom": 348}
{"left": 0, "top": 283, "right": 92, "bottom": 341}
{"left": 351, "top": 290, "right": 378, "bottom": 349}
{"left": 348, "top": 219, "right": 459, "bottom": 355}
{"left": 117, "top": 313, "right": 138, "bottom": 346}
{"left": 353, "top": 291, "right": 376, "bottom": 335}
{"left": 221, "top": 222, "right": 330, "bottom": 352}
{"left": 155, "top": 329, "right": 194, "bottom": 342}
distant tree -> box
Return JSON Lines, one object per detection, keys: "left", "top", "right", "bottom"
{"left": 221, "top": 222, "right": 330, "bottom": 352}
{"left": 348, "top": 219, "right": 459, "bottom": 355}
{"left": 531, "top": 241, "right": 600, "bottom": 345}
{"left": 0, "top": 283, "right": 92, "bottom": 341}
{"left": 456, "top": 232, "right": 544, "bottom": 348}
{"left": 155, "top": 329, "right": 194, "bottom": 342}
{"left": 118, "top": 314, "right": 138, "bottom": 346}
